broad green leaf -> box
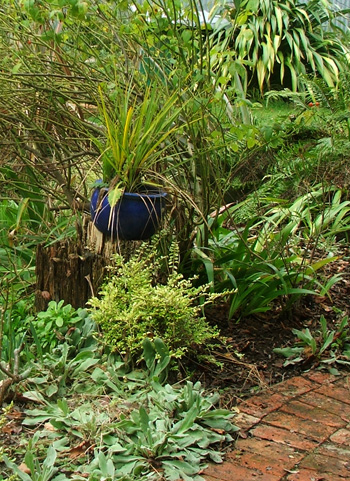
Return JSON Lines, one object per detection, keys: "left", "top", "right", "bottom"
{"left": 201, "top": 417, "right": 235, "bottom": 431}
{"left": 292, "top": 328, "right": 314, "bottom": 346}
{"left": 305, "top": 256, "right": 338, "bottom": 275}
{"left": 273, "top": 346, "right": 304, "bottom": 358}
{"left": 162, "top": 459, "right": 202, "bottom": 478}
{"left": 172, "top": 404, "right": 199, "bottom": 434}
{"left": 256, "top": 59, "right": 266, "bottom": 92}
{"left": 91, "top": 367, "right": 108, "bottom": 383}
{"left": 193, "top": 247, "right": 215, "bottom": 287}
{"left": 284, "top": 356, "right": 305, "bottom": 366}
{"left": 57, "top": 399, "right": 69, "bottom": 416}
{"left": 209, "top": 450, "right": 223, "bottom": 463}
{"left": 71, "top": 358, "right": 99, "bottom": 376}
{"left": 320, "top": 332, "right": 335, "bottom": 354}
{"left": 108, "top": 185, "right": 123, "bottom": 208}
{"left": 24, "top": 452, "right": 36, "bottom": 476}
{"left": 12, "top": 62, "right": 22, "bottom": 74}
{"left": 43, "top": 445, "right": 57, "bottom": 470}
{"left": 339, "top": 316, "right": 349, "bottom": 332}
{"left": 46, "top": 384, "right": 58, "bottom": 398}
{"left": 2, "top": 456, "right": 32, "bottom": 481}
{"left": 97, "top": 451, "right": 109, "bottom": 478}
{"left": 143, "top": 337, "right": 155, "bottom": 370}
{"left": 23, "top": 413, "right": 51, "bottom": 426}
{"left": 22, "top": 390, "right": 47, "bottom": 404}
{"left": 154, "top": 337, "right": 169, "bottom": 359}
{"left": 15, "top": 198, "right": 29, "bottom": 230}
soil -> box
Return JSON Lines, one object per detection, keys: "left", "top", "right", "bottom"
{"left": 195, "top": 253, "right": 350, "bottom": 409}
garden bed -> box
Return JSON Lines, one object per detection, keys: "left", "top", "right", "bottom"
{"left": 199, "top": 249, "right": 350, "bottom": 407}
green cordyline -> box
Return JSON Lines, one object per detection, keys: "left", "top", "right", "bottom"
{"left": 98, "top": 82, "right": 185, "bottom": 197}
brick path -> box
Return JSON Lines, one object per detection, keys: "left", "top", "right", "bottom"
{"left": 204, "top": 372, "right": 350, "bottom": 481}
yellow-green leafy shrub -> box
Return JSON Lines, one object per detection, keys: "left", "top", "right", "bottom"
{"left": 89, "top": 247, "right": 219, "bottom": 359}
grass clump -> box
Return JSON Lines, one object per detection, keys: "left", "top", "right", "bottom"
{"left": 89, "top": 244, "right": 219, "bottom": 360}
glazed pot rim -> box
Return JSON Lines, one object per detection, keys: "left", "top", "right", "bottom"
{"left": 93, "top": 180, "right": 167, "bottom": 199}
{"left": 123, "top": 190, "right": 167, "bottom": 199}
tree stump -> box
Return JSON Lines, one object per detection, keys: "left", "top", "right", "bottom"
{"left": 35, "top": 217, "right": 141, "bottom": 311}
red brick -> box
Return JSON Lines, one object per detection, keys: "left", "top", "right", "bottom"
{"left": 235, "top": 411, "right": 260, "bottom": 432}
{"left": 238, "top": 392, "right": 285, "bottom": 418}
{"left": 301, "top": 391, "right": 350, "bottom": 423}
{"left": 333, "top": 375, "right": 350, "bottom": 389}
{"left": 227, "top": 449, "right": 295, "bottom": 478}
{"left": 204, "top": 461, "right": 281, "bottom": 480}
{"left": 263, "top": 411, "right": 334, "bottom": 442}
{"left": 272, "top": 376, "right": 315, "bottom": 397}
{"left": 232, "top": 437, "right": 301, "bottom": 461}
{"left": 303, "top": 371, "right": 337, "bottom": 385}
{"left": 300, "top": 452, "right": 350, "bottom": 477}
{"left": 280, "top": 400, "right": 345, "bottom": 428}
{"left": 251, "top": 424, "right": 319, "bottom": 451}
{"left": 330, "top": 427, "right": 350, "bottom": 446}
{"left": 315, "top": 441, "right": 350, "bottom": 460}
{"left": 205, "top": 374, "right": 350, "bottom": 481}
{"left": 315, "top": 384, "right": 350, "bottom": 405}
{"left": 284, "top": 468, "right": 345, "bottom": 481}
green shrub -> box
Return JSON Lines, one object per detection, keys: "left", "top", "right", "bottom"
{"left": 89, "top": 246, "right": 219, "bottom": 359}
{"left": 32, "top": 301, "right": 95, "bottom": 352}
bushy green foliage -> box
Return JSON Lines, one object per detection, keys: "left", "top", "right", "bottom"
{"left": 32, "top": 301, "right": 96, "bottom": 352}
{"left": 233, "top": 91, "right": 350, "bottom": 214}
{"left": 0, "top": 200, "right": 36, "bottom": 295}
{"left": 2, "top": 339, "right": 237, "bottom": 481}
{"left": 89, "top": 246, "right": 219, "bottom": 359}
{"left": 194, "top": 184, "right": 349, "bottom": 318}
{"left": 210, "top": 0, "right": 349, "bottom": 93}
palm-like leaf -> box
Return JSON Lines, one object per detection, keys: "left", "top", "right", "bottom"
{"left": 212, "top": 0, "right": 348, "bottom": 92}
{"left": 98, "top": 83, "right": 183, "bottom": 191}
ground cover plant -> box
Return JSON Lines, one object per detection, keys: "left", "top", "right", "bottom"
{"left": 1, "top": 0, "right": 350, "bottom": 479}
{"left": 274, "top": 313, "right": 350, "bottom": 371}
{"left": 0, "top": 313, "right": 238, "bottom": 480}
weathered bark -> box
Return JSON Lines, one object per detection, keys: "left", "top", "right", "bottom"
{"left": 35, "top": 217, "right": 140, "bottom": 311}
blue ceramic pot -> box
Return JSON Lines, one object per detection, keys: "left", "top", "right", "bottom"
{"left": 90, "top": 183, "right": 167, "bottom": 241}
